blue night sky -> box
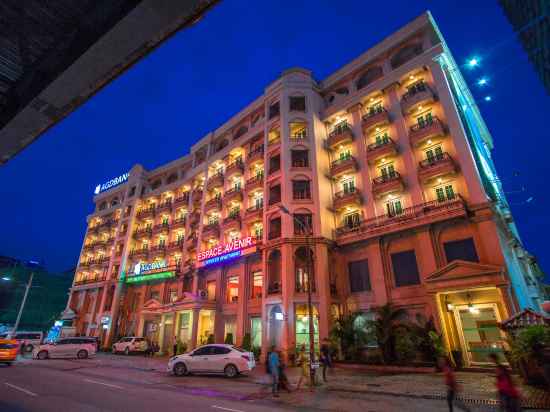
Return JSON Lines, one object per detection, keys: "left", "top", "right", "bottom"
{"left": 0, "top": 1, "right": 548, "bottom": 277}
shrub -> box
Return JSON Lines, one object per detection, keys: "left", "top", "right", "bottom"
{"left": 242, "top": 333, "right": 252, "bottom": 351}
{"left": 224, "top": 333, "right": 234, "bottom": 345}
{"left": 252, "top": 345, "right": 261, "bottom": 361}
{"left": 509, "top": 325, "right": 550, "bottom": 364}
{"left": 394, "top": 328, "right": 417, "bottom": 364}
{"left": 207, "top": 334, "right": 215, "bottom": 344}
{"left": 176, "top": 340, "right": 187, "bottom": 355}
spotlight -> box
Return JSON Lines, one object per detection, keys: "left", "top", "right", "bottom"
{"left": 484, "top": 96, "right": 492, "bottom": 102}
{"left": 468, "top": 58, "right": 479, "bottom": 68}
{"left": 477, "top": 78, "right": 488, "bottom": 86}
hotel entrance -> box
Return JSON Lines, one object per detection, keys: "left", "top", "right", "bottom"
{"left": 295, "top": 304, "right": 319, "bottom": 353}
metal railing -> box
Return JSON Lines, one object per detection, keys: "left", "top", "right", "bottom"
{"left": 419, "top": 152, "right": 452, "bottom": 168}
{"left": 372, "top": 171, "right": 401, "bottom": 185}
{"left": 367, "top": 136, "right": 394, "bottom": 151}
{"left": 410, "top": 116, "right": 441, "bottom": 132}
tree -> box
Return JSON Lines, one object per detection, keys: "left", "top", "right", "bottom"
{"left": 330, "top": 312, "right": 368, "bottom": 360}
{"left": 242, "top": 333, "right": 252, "bottom": 351}
{"left": 224, "top": 333, "right": 234, "bottom": 345}
{"left": 372, "top": 303, "right": 407, "bottom": 364}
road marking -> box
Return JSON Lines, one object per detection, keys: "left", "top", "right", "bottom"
{"left": 83, "top": 378, "right": 124, "bottom": 390}
{"left": 211, "top": 406, "right": 245, "bottom": 412}
{"left": 5, "top": 383, "right": 38, "bottom": 397}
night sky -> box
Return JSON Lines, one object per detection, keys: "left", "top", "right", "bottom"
{"left": 0, "top": 1, "right": 548, "bottom": 278}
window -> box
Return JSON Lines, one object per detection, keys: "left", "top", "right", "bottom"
{"left": 291, "top": 149, "right": 309, "bottom": 167}
{"left": 348, "top": 259, "right": 371, "bottom": 292}
{"left": 379, "top": 163, "right": 396, "bottom": 180}
{"left": 435, "top": 185, "right": 455, "bottom": 202}
{"left": 343, "top": 212, "right": 361, "bottom": 228}
{"left": 386, "top": 198, "right": 403, "bottom": 217}
{"left": 425, "top": 145, "right": 443, "bottom": 162}
{"left": 289, "top": 96, "right": 306, "bottom": 112}
{"left": 292, "top": 180, "right": 311, "bottom": 200}
{"left": 290, "top": 122, "right": 307, "bottom": 139}
{"left": 269, "top": 217, "right": 281, "bottom": 239}
{"left": 167, "top": 173, "right": 178, "bottom": 184}
{"left": 331, "top": 120, "right": 349, "bottom": 135}
{"left": 268, "top": 250, "right": 281, "bottom": 293}
{"left": 251, "top": 271, "right": 263, "bottom": 299}
{"left": 416, "top": 111, "right": 433, "bottom": 128}
{"left": 293, "top": 213, "right": 312, "bottom": 235}
{"left": 444, "top": 238, "right": 479, "bottom": 263}
{"left": 375, "top": 132, "right": 390, "bottom": 146}
{"left": 169, "top": 290, "right": 178, "bottom": 303}
{"left": 269, "top": 185, "right": 281, "bottom": 205}
{"left": 342, "top": 177, "right": 355, "bottom": 194}
{"left": 206, "top": 281, "right": 216, "bottom": 300}
{"left": 295, "top": 247, "right": 315, "bottom": 293}
{"left": 268, "top": 102, "right": 280, "bottom": 119}
{"left": 151, "top": 180, "right": 161, "bottom": 190}
{"left": 234, "top": 126, "right": 248, "bottom": 140}
{"left": 99, "top": 202, "right": 107, "bottom": 211}
{"left": 338, "top": 148, "right": 352, "bottom": 161}
{"left": 212, "top": 346, "right": 232, "bottom": 355}
{"left": 391, "top": 250, "right": 421, "bottom": 287}
{"left": 269, "top": 154, "right": 280, "bottom": 174}
{"left": 368, "top": 102, "right": 383, "bottom": 116}
{"left": 356, "top": 66, "right": 383, "bottom": 90}
{"left": 227, "top": 276, "right": 239, "bottom": 303}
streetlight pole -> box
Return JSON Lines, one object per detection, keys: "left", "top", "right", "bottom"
{"left": 10, "top": 272, "right": 34, "bottom": 339}
{"left": 279, "top": 205, "right": 315, "bottom": 388}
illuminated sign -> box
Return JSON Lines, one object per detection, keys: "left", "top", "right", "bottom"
{"left": 197, "top": 237, "right": 257, "bottom": 268}
{"left": 126, "top": 271, "right": 175, "bottom": 284}
{"left": 126, "top": 260, "right": 174, "bottom": 284}
{"left": 134, "top": 260, "right": 167, "bottom": 275}
{"left": 94, "top": 172, "right": 129, "bottom": 195}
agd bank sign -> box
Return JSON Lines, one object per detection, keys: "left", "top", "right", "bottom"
{"left": 94, "top": 172, "right": 129, "bottom": 195}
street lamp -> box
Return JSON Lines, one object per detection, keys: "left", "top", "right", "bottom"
{"left": 278, "top": 205, "right": 316, "bottom": 389}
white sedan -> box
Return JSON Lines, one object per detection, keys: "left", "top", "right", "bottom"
{"left": 168, "top": 344, "right": 255, "bottom": 378}
{"left": 33, "top": 337, "right": 96, "bottom": 360}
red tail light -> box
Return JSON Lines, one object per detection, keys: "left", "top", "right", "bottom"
{"left": 241, "top": 355, "right": 250, "bottom": 361}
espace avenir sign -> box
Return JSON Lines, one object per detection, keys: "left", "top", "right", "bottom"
{"left": 94, "top": 172, "right": 129, "bottom": 195}
{"left": 197, "top": 237, "right": 257, "bottom": 267}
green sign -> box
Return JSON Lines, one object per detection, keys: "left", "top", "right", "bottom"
{"left": 125, "top": 271, "right": 175, "bottom": 284}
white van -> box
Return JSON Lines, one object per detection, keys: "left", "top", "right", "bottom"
{"left": 0, "top": 331, "right": 44, "bottom": 352}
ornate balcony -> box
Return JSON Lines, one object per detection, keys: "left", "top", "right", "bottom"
{"left": 247, "top": 145, "right": 264, "bottom": 163}
{"left": 90, "top": 256, "right": 110, "bottom": 268}
{"left": 157, "top": 200, "right": 173, "bottom": 213}
{"left": 372, "top": 172, "right": 404, "bottom": 197}
{"left": 129, "top": 248, "right": 149, "bottom": 259}
{"left": 224, "top": 187, "right": 243, "bottom": 202}
{"left": 330, "top": 156, "right": 358, "bottom": 177}
{"left": 326, "top": 122, "right": 353, "bottom": 149}
{"left": 366, "top": 137, "right": 398, "bottom": 164}
{"left": 333, "top": 189, "right": 362, "bottom": 211}
{"left": 97, "top": 219, "right": 117, "bottom": 233}
{"left": 202, "top": 222, "right": 220, "bottom": 239}
{"left": 167, "top": 240, "right": 185, "bottom": 252}
{"left": 409, "top": 117, "right": 446, "bottom": 147}
{"left": 246, "top": 174, "right": 264, "bottom": 191}
{"left": 223, "top": 213, "right": 241, "bottom": 229}
{"left": 74, "top": 273, "right": 107, "bottom": 286}
{"left": 245, "top": 204, "right": 263, "bottom": 221}
{"left": 174, "top": 193, "right": 189, "bottom": 207}
{"left": 172, "top": 217, "right": 187, "bottom": 230}
{"left": 204, "top": 197, "right": 222, "bottom": 212}
{"left": 149, "top": 244, "right": 166, "bottom": 257}
{"left": 362, "top": 107, "right": 390, "bottom": 132}
{"left": 132, "top": 227, "right": 153, "bottom": 239}
{"left": 225, "top": 159, "right": 244, "bottom": 176}
{"left": 206, "top": 173, "right": 224, "bottom": 190}
{"left": 137, "top": 206, "right": 155, "bottom": 219}
{"left": 418, "top": 153, "right": 458, "bottom": 183}
{"left": 153, "top": 222, "right": 170, "bottom": 235}
{"left": 400, "top": 82, "right": 436, "bottom": 113}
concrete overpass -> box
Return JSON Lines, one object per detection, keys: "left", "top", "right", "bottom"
{"left": 0, "top": 0, "right": 218, "bottom": 164}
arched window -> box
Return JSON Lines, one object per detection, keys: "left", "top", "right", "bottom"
{"left": 295, "top": 246, "right": 315, "bottom": 293}
{"left": 355, "top": 66, "right": 383, "bottom": 90}
{"left": 390, "top": 43, "right": 423, "bottom": 69}
{"left": 167, "top": 173, "right": 178, "bottom": 184}
{"left": 151, "top": 180, "right": 161, "bottom": 190}
{"left": 234, "top": 125, "right": 248, "bottom": 140}
{"left": 267, "top": 249, "right": 281, "bottom": 294}
{"left": 214, "top": 138, "right": 229, "bottom": 152}
{"left": 99, "top": 201, "right": 107, "bottom": 211}
{"left": 110, "top": 197, "right": 119, "bottom": 207}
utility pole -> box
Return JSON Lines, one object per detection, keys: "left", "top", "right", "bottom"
{"left": 10, "top": 272, "right": 34, "bottom": 338}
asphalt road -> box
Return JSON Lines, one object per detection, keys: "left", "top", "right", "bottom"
{"left": 0, "top": 358, "right": 284, "bottom": 412}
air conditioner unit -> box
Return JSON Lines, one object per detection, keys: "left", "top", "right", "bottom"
{"left": 199, "top": 290, "right": 208, "bottom": 299}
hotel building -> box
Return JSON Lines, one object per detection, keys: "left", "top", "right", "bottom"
{"left": 63, "top": 12, "right": 545, "bottom": 366}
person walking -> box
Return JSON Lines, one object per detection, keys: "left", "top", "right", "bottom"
{"left": 268, "top": 346, "right": 280, "bottom": 397}
{"left": 489, "top": 353, "right": 522, "bottom": 412}
{"left": 439, "top": 357, "right": 470, "bottom": 412}
{"left": 296, "top": 345, "right": 310, "bottom": 391}
{"left": 320, "top": 339, "right": 332, "bottom": 383}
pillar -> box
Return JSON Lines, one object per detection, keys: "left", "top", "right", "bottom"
{"left": 315, "top": 243, "right": 331, "bottom": 341}
{"left": 190, "top": 308, "right": 200, "bottom": 349}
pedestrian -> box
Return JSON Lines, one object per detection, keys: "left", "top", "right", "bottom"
{"left": 320, "top": 338, "right": 332, "bottom": 383}
{"left": 489, "top": 353, "right": 522, "bottom": 412}
{"left": 268, "top": 345, "right": 280, "bottom": 397}
{"left": 278, "top": 357, "right": 292, "bottom": 393}
{"left": 439, "top": 357, "right": 470, "bottom": 412}
{"left": 296, "top": 344, "right": 310, "bottom": 391}
{"left": 172, "top": 335, "right": 178, "bottom": 357}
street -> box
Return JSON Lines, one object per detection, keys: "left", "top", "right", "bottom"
{"left": 1, "top": 353, "right": 545, "bottom": 412}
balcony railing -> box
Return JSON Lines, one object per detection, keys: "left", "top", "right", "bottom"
{"left": 372, "top": 171, "right": 401, "bottom": 185}
{"left": 204, "top": 197, "right": 222, "bottom": 210}
{"left": 172, "top": 217, "right": 187, "bottom": 229}
{"left": 133, "top": 227, "right": 153, "bottom": 238}
{"left": 129, "top": 248, "right": 149, "bottom": 258}
{"left": 153, "top": 223, "right": 170, "bottom": 233}
{"left": 174, "top": 194, "right": 190, "bottom": 206}
{"left": 150, "top": 244, "right": 166, "bottom": 255}
{"left": 418, "top": 152, "right": 457, "bottom": 183}
{"left": 74, "top": 274, "right": 107, "bottom": 286}
{"left": 409, "top": 117, "right": 446, "bottom": 146}
{"left": 207, "top": 172, "right": 224, "bottom": 190}
{"left": 202, "top": 222, "right": 220, "bottom": 237}
{"left": 246, "top": 174, "right": 264, "bottom": 190}
{"left": 362, "top": 107, "right": 390, "bottom": 131}
{"left": 167, "top": 240, "right": 185, "bottom": 251}
{"left": 333, "top": 189, "right": 362, "bottom": 210}
{"left": 372, "top": 171, "right": 404, "bottom": 197}
{"left": 330, "top": 155, "right": 358, "bottom": 176}
{"left": 225, "top": 159, "right": 244, "bottom": 175}
{"left": 247, "top": 145, "right": 264, "bottom": 161}
{"left": 137, "top": 206, "right": 155, "bottom": 219}
{"left": 326, "top": 122, "right": 353, "bottom": 149}
{"left": 401, "top": 82, "right": 436, "bottom": 113}
{"left": 224, "top": 213, "right": 241, "bottom": 226}
{"left": 224, "top": 186, "right": 243, "bottom": 201}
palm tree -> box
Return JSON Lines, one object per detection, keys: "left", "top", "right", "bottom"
{"left": 372, "top": 303, "right": 407, "bottom": 364}
{"left": 330, "top": 312, "right": 367, "bottom": 360}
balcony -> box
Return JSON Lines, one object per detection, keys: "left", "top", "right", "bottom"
{"left": 362, "top": 107, "right": 390, "bottom": 132}
{"left": 174, "top": 193, "right": 189, "bottom": 207}
{"left": 202, "top": 222, "right": 220, "bottom": 239}
{"left": 223, "top": 213, "right": 241, "bottom": 229}
{"left": 157, "top": 200, "right": 173, "bottom": 213}
{"left": 204, "top": 197, "right": 222, "bottom": 212}
{"left": 326, "top": 122, "right": 353, "bottom": 149}
{"left": 137, "top": 206, "right": 155, "bottom": 219}
{"left": 149, "top": 244, "right": 166, "bottom": 257}
{"left": 79, "top": 259, "right": 91, "bottom": 268}
{"left": 224, "top": 187, "right": 243, "bottom": 202}
{"left": 167, "top": 240, "right": 184, "bottom": 252}
{"left": 97, "top": 219, "right": 117, "bottom": 233}
{"left": 192, "top": 190, "right": 203, "bottom": 205}
{"left": 225, "top": 159, "right": 244, "bottom": 176}
{"left": 153, "top": 222, "right": 170, "bottom": 235}
{"left": 366, "top": 138, "right": 398, "bottom": 164}
{"left": 330, "top": 156, "right": 358, "bottom": 177}
{"left": 336, "top": 196, "right": 467, "bottom": 243}
{"left": 172, "top": 217, "right": 187, "bottom": 230}
{"left": 245, "top": 204, "right": 263, "bottom": 221}
{"left": 247, "top": 145, "right": 264, "bottom": 163}
{"left": 74, "top": 273, "right": 107, "bottom": 286}
{"left": 133, "top": 227, "right": 153, "bottom": 239}
{"left": 372, "top": 172, "right": 404, "bottom": 197}
{"left": 400, "top": 82, "right": 436, "bottom": 113}
{"left": 129, "top": 248, "right": 149, "bottom": 259}
{"left": 418, "top": 153, "right": 458, "bottom": 183}
{"left": 333, "top": 189, "right": 362, "bottom": 211}
{"left": 409, "top": 117, "right": 446, "bottom": 147}
{"left": 246, "top": 174, "right": 264, "bottom": 191}
{"left": 82, "top": 243, "right": 94, "bottom": 252}
{"left": 206, "top": 173, "right": 224, "bottom": 190}
{"left": 90, "top": 256, "right": 110, "bottom": 268}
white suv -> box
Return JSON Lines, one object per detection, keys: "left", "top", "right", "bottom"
{"left": 33, "top": 337, "right": 96, "bottom": 360}
{"left": 112, "top": 337, "right": 148, "bottom": 355}
{"left": 168, "top": 344, "right": 255, "bottom": 378}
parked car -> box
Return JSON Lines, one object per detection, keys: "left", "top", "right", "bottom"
{"left": 112, "top": 337, "right": 148, "bottom": 355}
{"left": 33, "top": 337, "right": 97, "bottom": 360}
{"left": 0, "top": 331, "right": 43, "bottom": 353}
{"left": 0, "top": 339, "right": 18, "bottom": 365}
{"left": 168, "top": 344, "right": 255, "bottom": 378}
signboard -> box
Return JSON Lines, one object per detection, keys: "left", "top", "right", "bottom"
{"left": 126, "top": 271, "right": 175, "bottom": 284}
{"left": 133, "top": 260, "right": 167, "bottom": 275}
{"left": 125, "top": 260, "right": 175, "bottom": 284}
{"left": 94, "top": 172, "right": 129, "bottom": 195}
{"left": 197, "top": 237, "right": 257, "bottom": 268}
